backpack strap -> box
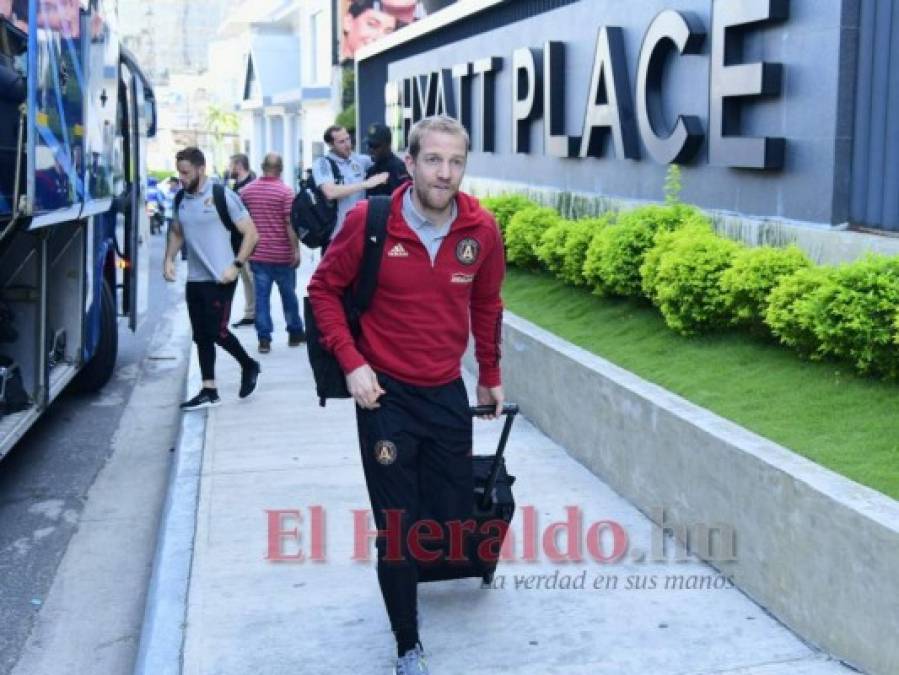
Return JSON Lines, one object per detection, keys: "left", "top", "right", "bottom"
{"left": 326, "top": 157, "right": 343, "bottom": 185}
{"left": 212, "top": 182, "right": 243, "bottom": 255}
{"left": 346, "top": 196, "right": 391, "bottom": 332}
{"left": 173, "top": 189, "right": 184, "bottom": 220}
{"left": 212, "top": 182, "right": 237, "bottom": 234}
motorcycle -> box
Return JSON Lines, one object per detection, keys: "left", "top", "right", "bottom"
{"left": 146, "top": 200, "right": 164, "bottom": 235}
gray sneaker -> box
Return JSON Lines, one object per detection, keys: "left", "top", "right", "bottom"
{"left": 395, "top": 645, "right": 428, "bottom": 675}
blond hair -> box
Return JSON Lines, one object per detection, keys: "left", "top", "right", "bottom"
{"left": 407, "top": 115, "right": 470, "bottom": 159}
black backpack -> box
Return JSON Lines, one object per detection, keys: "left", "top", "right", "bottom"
{"left": 174, "top": 183, "right": 244, "bottom": 255}
{"left": 291, "top": 158, "right": 342, "bottom": 249}
{"left": 303, "top": 196, "right": 390, "bottom": 407}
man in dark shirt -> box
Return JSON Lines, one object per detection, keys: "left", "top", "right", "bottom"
{"left": 364, "top": 123, "right": 409, "bottom": 198}
{"left": 228, "top": 153, "right": 257, "bottom": 327}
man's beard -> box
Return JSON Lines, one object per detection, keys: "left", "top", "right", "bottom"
{"left": 414, "top": 181, "right": 456, "bottom": 212}
{"left": 184, "top": 176, "right": 201, "bottom": 194}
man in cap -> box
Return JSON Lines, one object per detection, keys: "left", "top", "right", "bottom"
{"left": 364, "top": 123, "right": 410, "bottom": 198}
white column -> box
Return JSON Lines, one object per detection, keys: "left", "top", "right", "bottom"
{"left": 264, "top": 112, "right": 275, "bottom": 168}
{"left": 253, "top": 113, "right": 265, "bottom": 172}
{"left": 299, "top": 108, "right": 309, "bottom": 171}
{"left": 282, "top": 113, "right": 295, "bottom": 188}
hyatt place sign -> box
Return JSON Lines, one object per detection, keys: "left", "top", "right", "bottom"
{"left": 385, "top": 0, "right": 789, "bottom": 170}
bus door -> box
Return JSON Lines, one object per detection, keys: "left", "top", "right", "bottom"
{"left": 118, "top": 51, "right": 154, "bottom": 331}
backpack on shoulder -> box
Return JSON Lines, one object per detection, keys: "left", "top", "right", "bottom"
{"left": 303, "top": 196, "right": 390, "bottom": 407}
{"left": 290, "top": 158, "right": 342, "bottom": 249}
{"left": 173, "top": 183, "right": 244, "bottom": 255}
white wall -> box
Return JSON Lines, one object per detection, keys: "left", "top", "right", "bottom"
{"left": 301, "top": 0, "right": 332, "bottom": 88}
{"left": 299, "top": 0, "right": 339, "bottom": 171}
{"left": 206, "top": 35, "right": 249, "bottom": 111}
{"left": 301, "top": 101, "right": 336, "bottom": 171}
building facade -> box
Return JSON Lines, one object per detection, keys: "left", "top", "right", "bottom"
{"left": 117, "top": 0, "right": 233, "bottom": 85}
{"left": 233, "top": 0, "right": 342, "bottom": 184}
{"left": 356, "top": 0, "right": 899, "bottom": 253}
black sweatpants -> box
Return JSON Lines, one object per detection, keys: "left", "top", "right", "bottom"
{"left": 185, "top": 281, "right": 254, "bottom": 381}
{"left": 356, "top": 372, "right": 473, "bottom": 652}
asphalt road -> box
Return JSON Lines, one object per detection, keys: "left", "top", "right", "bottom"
{"left": 0, "top": 232, "right": 189, "bottom": 675}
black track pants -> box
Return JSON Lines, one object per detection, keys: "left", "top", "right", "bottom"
{"left": 186, "top": 281, "right": 254, "bottom": 381}
{"left": 355, "top": 372, "right": 473, "bottom": 650}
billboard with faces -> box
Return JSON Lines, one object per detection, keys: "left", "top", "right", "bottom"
{"left": 335, "top": 0, "right": 457, "bottom": 64}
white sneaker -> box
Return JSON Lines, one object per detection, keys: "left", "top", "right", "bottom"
{"left": 395, "top": 645, "right": 428, "bottom": 675}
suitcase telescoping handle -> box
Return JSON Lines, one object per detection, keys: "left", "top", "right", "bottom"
{"left": 468, "top": 403, "right": 519, "bottom": 510}
{"left": 469, "top": 403, "right": 519, "bottom": 417}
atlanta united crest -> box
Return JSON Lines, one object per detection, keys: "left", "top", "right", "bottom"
{"left": 455, "top": 238, "right": 480, "bottom": 266}
{"left": 374, "top": 440, "right": 398, "bottom": 466}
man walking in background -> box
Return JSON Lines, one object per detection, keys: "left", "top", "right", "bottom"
{"left": 364, "top": 123, "right": 409, "bottom": 198}
{"left": 239, "top": 153, "right": 304, "bottom": 354}
{"left": 229, "top": 153, "right": 257, "bottom": 328}
{"left": 164, "top": 147, "right": 261, "bottom": 410}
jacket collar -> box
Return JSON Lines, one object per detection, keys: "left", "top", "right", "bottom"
{"left": 388, "top": 184, "right": 487, "bottom": 241}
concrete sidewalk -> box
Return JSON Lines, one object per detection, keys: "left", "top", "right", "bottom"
{"left": 136, "top": 265, "right": 853, "bottom": 675}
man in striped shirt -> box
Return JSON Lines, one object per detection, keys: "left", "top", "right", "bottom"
{"left": 238, "top": 153, "right": 304, "bottom": 353}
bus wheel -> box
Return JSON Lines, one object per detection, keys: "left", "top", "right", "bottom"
{"left": 73, "top": 280, "right": 118, "bottom": 392}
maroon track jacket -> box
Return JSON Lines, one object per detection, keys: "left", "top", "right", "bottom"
{"left": 307, "top": 186, "right": 505, "bottom": 388}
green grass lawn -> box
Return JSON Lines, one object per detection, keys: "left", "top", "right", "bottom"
{"left": 502, "top": 268, "right": 899, "bottom": 501}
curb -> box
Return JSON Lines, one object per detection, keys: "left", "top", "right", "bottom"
{"left": 133, "top": 346, "right": 204, "bottom": 675}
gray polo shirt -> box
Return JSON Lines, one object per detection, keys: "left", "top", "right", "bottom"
{"left": 174, "top": 179, "right": 249, "bottom": 282}
{"left": 312, "top": 151, "right": 372, "bottom": 237}
{"left": 402, "top": 187, "right": 457, "bottom": 263}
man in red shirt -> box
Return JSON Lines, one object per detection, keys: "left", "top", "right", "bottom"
{"left": 238, "top": 153, "right": 304, "bottom": 353}
{"left": 308, "top": 116, "right": 505, "bottom": 674}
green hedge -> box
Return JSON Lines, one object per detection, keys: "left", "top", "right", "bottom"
{"left": 765, "top": 266, "right": 833, "bottom": 358}
{"left": 582, "top": 205, "right": 694, "bottom": 298}
{"left": 481, "top": 194, "right": 538, "bottom": 236}
{"left": 535, "top": 219, "right": 574, "bottom": 275}
{"left": 485, "top": 188, "right": 899, "bottom": 381}
{"left": 653, "top": 227, "right": 742, "bottom": 336}
{"left": 720, "top": 245, "right": 812, "bottom": 329}
{"left": 505, "top": 206, "right": 563, "bottom": 268}
{"left": 640, "top": 217, "right": 713, "bottom": 305}
{"left": 811, "top": 256, "right": 899, "bottom": 378}
{"left": 560, "top": 217, "right": 611, "bottom": 287}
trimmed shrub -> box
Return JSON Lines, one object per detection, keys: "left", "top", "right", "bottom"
{"left": 720, "top": 245, "right": 812, "bottom": 328}
{"left": 764, "top": 266, "right": 833, "bottom": 358}
{"left": 536, "top": 219, "right": 573, "bottom": 274}
{"left": 480, "top": 194, "right": 538, "bottom": 235}
{"left": 653, "top": 229, "right": 743, "bottom": 335}
{"left": 641, "top": 216, "right": 713, "bottom": 305}
{"left": 560, "top": 216, "right": 611, "bottom": 286}
{"left": 583, "top": 217, "right": 656, "bottom": 296}
{"left": 584, "top": 204, "right": 702, "bottom": 298}
{"left": 505, "top": 206, "right": 564, "bottom": 268}
{"left": 811, "top": 256, "right": 899, "bottom": 377}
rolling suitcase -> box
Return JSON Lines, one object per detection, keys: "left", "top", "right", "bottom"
{"left": 418, "top": 403, "right": 519, "bottom": 586}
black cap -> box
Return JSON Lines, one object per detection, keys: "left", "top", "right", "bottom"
{"left": 366, "top": 123, "right": 392, "bottom": 148}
